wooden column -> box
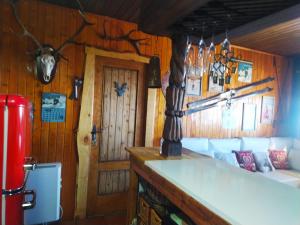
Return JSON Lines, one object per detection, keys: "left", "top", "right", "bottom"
{"left": 161, "top": 34, "right": 189, "bottom": 156}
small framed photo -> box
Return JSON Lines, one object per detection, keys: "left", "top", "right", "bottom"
{"left": 238, "top": 61, "right": 253, "bottom": 83}
{"left": 261, "top": 96, "right": 275, "bottom": 124}
{"left": 242, "top": 103, "right": 256, "bottom": 131}
{"left": 186, "top": 66, "right": 202, "bottom": 96}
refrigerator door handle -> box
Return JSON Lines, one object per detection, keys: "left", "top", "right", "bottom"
{"left": 22, "top": 190, "right": 36, "bottom": 210}
{"left": 24, "top": 157, "right": 37, "bottom": 171}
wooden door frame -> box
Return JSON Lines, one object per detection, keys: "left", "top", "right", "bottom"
{"left": 75, "top": 47, "right": 150, "bottom": 219}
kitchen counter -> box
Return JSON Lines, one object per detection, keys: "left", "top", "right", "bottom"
{"left": 145, "top": 158, "right": 300, "bottom": 225}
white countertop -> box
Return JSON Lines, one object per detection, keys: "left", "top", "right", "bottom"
{"left": 145, "top": 158, "right": 300, "bottom": 225}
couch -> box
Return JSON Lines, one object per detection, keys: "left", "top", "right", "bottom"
{"left": 181, "top": 137, "right": 300, "bottom": 188}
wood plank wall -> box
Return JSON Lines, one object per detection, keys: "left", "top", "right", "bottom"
{"left": 0, "top": 1, "right": 171, "bottom": 220}
{"left": 153, "top": 46, "right": 292, "bottom": 146}
{"left": 0, "top": 0, "right": 292, "bottom": 220}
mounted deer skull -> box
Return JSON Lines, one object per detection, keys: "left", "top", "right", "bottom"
{"left": 8, "top": 0, "right": 92, "bottom": 84}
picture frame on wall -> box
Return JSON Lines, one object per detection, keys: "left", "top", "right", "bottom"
{"left": 207, "top": 62, "right": 224, "bottom": 93}
{"left": 186, "top": 66, "right": 202, "bottom": 96}
{"left": 222, "top": 107, "right": 238, "bottom": 129}
{"left": 238, "top": 61, "right": 253, "bottom": 83}
{"left": 242, "top": 103, "right": 257, "bottom": 131}
{"left": 261, "top": 96, "right": 275, "bottom": 124}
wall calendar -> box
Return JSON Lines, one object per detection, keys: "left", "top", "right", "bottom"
{"left": 42, "top": 93, "right": 66, "bottom": 122}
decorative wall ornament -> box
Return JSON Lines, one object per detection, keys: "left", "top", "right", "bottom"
{"left": 114, "top": 81, "right": 127, "bottom": 97}
{"left": 89, "top": 21, "right": 150, "bottom": 56}
{"left": 147, "top": 56, "right": 162, "bottom": 88}
{"left": 69, "top": 78, "right": 83, "bottom": 100}
{"left": 8, "top": 0, "right": 93, "bottom": 84}
{"left": 238, "top": 61, "right": 253, "bottom": 83}
{"left": 261, "top": 96, "right": 275, "bottom": 124}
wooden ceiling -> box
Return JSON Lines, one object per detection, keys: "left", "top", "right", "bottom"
{"left": 231, "top": 18, "right": 300, "bottom": 56}
{"left": 41, "top": 0, "right": 300, "bottom": 55}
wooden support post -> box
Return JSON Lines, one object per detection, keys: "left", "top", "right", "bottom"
{"left": 145, "top": 88, "right": 157, "bottom": 147}
{"left": 161, "top": 34, "right": 189, "bottom": 156}
{"left": 75, "top": 50, "right": 95, "bottom": 219}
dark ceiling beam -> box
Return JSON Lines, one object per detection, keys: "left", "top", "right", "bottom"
{"left": 138, "top": 0, "right": 212, "bottom": 35}
{"left": 210, "top": 3, "right": 300, "bottom": 44}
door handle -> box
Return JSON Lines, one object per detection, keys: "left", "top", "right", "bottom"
{"left": 91, "top": 125, "right": 106, "bottom": 145}
{"left": 24, "top": 157, "right": 37, "bottom": 171}
{"left": 22, "top": 190, "right": 36, "bottom": 210}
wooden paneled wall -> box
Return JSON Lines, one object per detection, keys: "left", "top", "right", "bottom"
{"left": 0, "top": 0, "right": 292, "bottom": 220}
{"left": 153, "top": 46, "right": 292, "bottom": 146}
{"left": 0, "top": 1, "right": 171, "bottom": 220}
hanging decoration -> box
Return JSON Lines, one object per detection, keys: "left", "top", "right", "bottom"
{"left": 147, "top": 37, "right": 162, "bottom": 88}
{"left": 184, "top": 17, "right": 255, "bottom": 94}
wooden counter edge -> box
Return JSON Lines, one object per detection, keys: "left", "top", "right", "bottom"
{"left": 126, "top": 147, "right": 230, "bottom": 225}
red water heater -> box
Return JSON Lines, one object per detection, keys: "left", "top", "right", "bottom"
{"left": 0, "top": 95, "right": 36, "bottom": 225}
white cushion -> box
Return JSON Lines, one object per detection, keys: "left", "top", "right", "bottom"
{"left": 241, "top": 137, "right": 270, "bottom": 153}
{"left": 270, "top": 137, "right": 293, "bottom": 151}
{"left": 293, "top": 139, "right": 300, "bottom": 150}
{"left": 214, "top": 152, "right": 239, "bottom": 167}
{"left": 288, "top": 148, "right": 300, "bottom": 171}
{"left": 260, "top": 170, "right": 300, "bottom": 188}
{"left": 208, "top": 138, "right": 241, "bottom": 154}
{"left": 181, "top": 138, "right": 211, "bottom": 156}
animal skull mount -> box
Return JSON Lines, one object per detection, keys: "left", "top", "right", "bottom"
{"left": 8, "top": 0, "right": 92, "bottom": 85}
{"left": 34, "top": 46, "right": 58, "bottom": 84}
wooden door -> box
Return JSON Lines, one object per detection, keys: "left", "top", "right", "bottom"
{"left": 87, "top": 56, "right": 146, "bottom": 217}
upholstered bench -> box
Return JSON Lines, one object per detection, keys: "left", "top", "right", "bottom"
{"left": 181, "top": 137, "right": 300, "bottom": 188}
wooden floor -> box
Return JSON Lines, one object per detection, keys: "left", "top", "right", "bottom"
{"left": 59, "top": 215, "right": 126, "bottom": 225}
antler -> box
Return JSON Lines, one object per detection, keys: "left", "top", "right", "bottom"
{"left": 94, "top": 21, "right": 150, "bottom": 55}
{"left": 55, "top": 0, "right": 93, "bottom": 54}
{"left": 8, "top": 0, "right": 42, "bottom": 50}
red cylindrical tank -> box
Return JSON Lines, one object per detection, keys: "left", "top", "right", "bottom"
{"left": 0, "top": 95, "right": 33, "bottom": 225}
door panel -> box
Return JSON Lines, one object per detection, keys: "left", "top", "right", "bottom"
{"left": 87, "top": 56, "right": 145, "bottom": 217}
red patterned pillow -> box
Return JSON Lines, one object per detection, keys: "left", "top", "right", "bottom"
{"left": 232, "top": 151, "right": 256, "bottom": 172}
{"left": 269, "top": 150, "right": 289, "bottom": 169}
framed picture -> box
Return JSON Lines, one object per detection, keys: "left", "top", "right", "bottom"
{"left": 242, "top": 103, "right": 256, "bottom": 131}
{"left": 222, "top": 107, "right": 238, "bottom": 129}
{"left": 186, "top": 66, "right": 202, "bottom": 96}
{"left": 261, "top": 96, "right": 275, "bottom": 124}
{"left": 238, "top": 61, "right": 253, "bottom": 83}
{"left": 207, "top": 62, "right": 224, "bottom": 93}
{"left": 42, "top": 93, "right": 66, "bottom": 122}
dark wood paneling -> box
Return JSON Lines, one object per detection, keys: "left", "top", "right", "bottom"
{"left": 0, "top": 0, "right": 171, "bottom": 220}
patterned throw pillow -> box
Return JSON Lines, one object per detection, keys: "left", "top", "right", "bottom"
{"left": 269, "top": 150, "right": 289, "bottom": 169}
{"left": 233, "top": 150, "right": 256, "bottom": 172}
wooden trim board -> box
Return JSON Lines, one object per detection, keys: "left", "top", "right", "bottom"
{"left": 75, "top": 51, "right": 95, "bottom": 219}
{"left": 145, "top": 89, "right": 157, "bottom": 147}
{"left": 85, "top": 47, "right": 150, "bottom": 64}
{"left": 75, "top": 47, "right": 150, "bottom": 219}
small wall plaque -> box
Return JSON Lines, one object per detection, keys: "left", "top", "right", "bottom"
{"left": 42, "top": 93, "right": 66, "bottom": 122}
